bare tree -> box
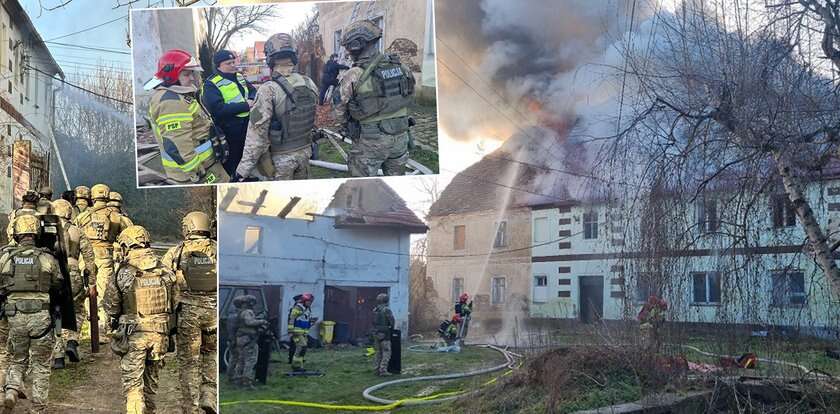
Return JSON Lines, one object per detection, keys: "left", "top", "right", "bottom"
{"left": 765, "top": 1, "right": 840, "bottom": 73}
{"left": 203, "top": 6, "right": 277, "bottom": 57}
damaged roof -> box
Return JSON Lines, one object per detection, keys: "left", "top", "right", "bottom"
{"left": 327, "top": 179, "right": 428, "bottom": 233}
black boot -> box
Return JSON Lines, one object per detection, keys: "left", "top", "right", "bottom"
{"left": 66, "top": 340, "right": 80, "bottom": 362}
{"left": 52, "top": 358, "right": 65, "bottom": 369}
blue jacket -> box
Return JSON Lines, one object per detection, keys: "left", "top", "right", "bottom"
{"left": 201, "top": 71, "right": 256, "bottom": 128}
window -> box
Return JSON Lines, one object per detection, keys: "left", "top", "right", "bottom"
{"left": 771, "top": 194, "right": 796, "bottom": 228}
{"left": 334, "top": 30, "right": 342, "bottom": 55}
{"left": 771, "top": 270, "right": 806, "bottom": 307}
{"left": 453, "top": 225, "right": 465, "bottom": 250}
{"left": 696, "top": 199, "right": 719, "bottom": 233}
{"left": 372, "top": 17, "right": 384, "bottom": 52}
{"left": 243, "top": 226, "right": 262, "bottom": 254}
{"left": 634, "top": 273, "right": 661, "bottom": 302}
{"left": 533, "top": 217, "right": 548, "bottom": 242}
{"left": 493, "top": 221, "right": 507, "bottom": 248}
{"left": 452, "top": 277, "right": 464, "bottom": 304}
{"left": 533, "top": 275, "right": 548, "bottom": 303}
{"left": 583, "top": 211, "right": 598, "bottom": 239}
{"left": 692, "top": 272, "right": 721, "bottom": 304}
{"left": 491, "top": 277, "right": 506, "bottom": 304}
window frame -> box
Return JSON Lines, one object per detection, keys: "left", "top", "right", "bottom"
{"left": 533, "top": 275, "right": 548, "bottom": 303}
{"left": 771, "top": 270, "right": 806, "bottom": 307}
{"left": 243, "top": 225, "right": 263, "bottom": 255}
{"left": 451, "top": 277, "right": 464, "bottom": 305}
{"left": 583, "top": 210, "right": 598, "bottom": 240}
{"left": 533, "top": 217, "right": 548, "bottom": 243}
{"left": 696, "top": 198, "right": 719, "bottom": 234}
{"left": 453, "top": 224, "right": 466, "bottom": 250}
{"left": 634, "top": 272, "right": 661, "bottom": 303}
{"left": 771, "top": 194, "right": 796, "bottom": 228}
{"left": 493, "top": 220, "right": 508, "bottom": 248}
{"left": 491, "top": 276, "right": 506, "bottom": 305}
{"left": 691, "top": 271, "right": 721, "bottom": 305}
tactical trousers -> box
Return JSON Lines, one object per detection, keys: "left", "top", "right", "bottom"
{"left": 291, "top": 332, "right": 307, "bottom": 370}
{"left": 271, "top": 146, "right": 312, "bottom": 181}
{"left": 234, "top": 335, "right": 258, "bottom": 384}
{"left": 120, "top": 331, "right": 167, "bottom": 414}
{"left": 6, "top": 311, "right": 53, "bottom": 413}
{"left": 53, "top": 296, "right": 86, "bottom": 357}
{"left": 348, "top": 131, "right": 409, "bottom": 177}
{"left": 373, "top": 333, "right": 391, "bottom": 374}
{"left": 92, "top": 244, "right": 113, "bottom": 338}
{"left": 227, "top": 342, "right": 240, "bottom": 382}
{"left": 0, "top": 318, "right": 8, "bottom": 391}
{"left": 177, "top": 303, "right": 217, "bottom": 413}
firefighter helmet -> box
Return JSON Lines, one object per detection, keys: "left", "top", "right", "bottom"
{"left": 91, "top": 184, "right": 110, "bottom": 201}
{"left": 52, "top": 199, "right": 73, "bottom": 220}
{"left": 341, "top": 20, "right": 382, "bottom": 52}
{"left": 153, "top": 49, "right": 202, "bottom": 87}
{"left": 459, "top": 293, "right": 469, "bottom": 303}
{"left": 117, "top": 225, "right": 151, "bottom": 249}
{"left": 182, "top": 211, "right": 211, "bottom": 237}
{"left": 376, "top": 293, "right": 388, "bottom": 304}
{"left": 452, "top": 314, "right": 462, "bottom": 323}
{"left": 12, "top": 214, "right": 40, "bottom": 237}
{"left": 74, "top": 185, "right": 91, "bottom": 200}
{"left": 300, "top": 293, "right": 314, "bottom": 303}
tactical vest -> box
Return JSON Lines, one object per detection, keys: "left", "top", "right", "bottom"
{"left": 62, "top": 222, "right": 81, "bottom": 263}
{"left": 121, "top": 264, "right": 171, "bottom": 333}
{"left": 80, "top": 206, "right": 112, "bottom": 242}
{"left": 372, "top": 304, "right": 391, "bottom": 333}
{"left": 5, "top": 247, "right": 51, "bottom": 294}
{"left": 268, "top": 75, "right": 317, "bottom": 154}
{"left": 236, "top": 309, "right": 258, "bottom": 337}
{"left": 178, "top": 245, "right": 217, "bottom": 292}
{"left": 288, "top": 303, "right": 311, "bottom": 332}
{"left": 209, "top": 73, "right": 249, "bottom": 118}
{"left": 349, "top": 53, "right": 414, "bottom": 126}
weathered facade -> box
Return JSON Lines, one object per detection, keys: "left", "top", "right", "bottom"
{"left": 0, "top": 0, "right": 62, "bottom": 214}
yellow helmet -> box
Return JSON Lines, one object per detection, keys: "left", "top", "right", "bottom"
{"left": 117, "top": 225, "right": 151, "bottom": 249}
{"left": 74, "top": 186, "right": 91, "bottom": 200}
{"left": 12, "top": 215, "right": 40, "bottom": 237}
{"left": 182, "top": 211, "right": 211, "bottom": 237}
{"left": 91, "top": 184, "right": 110, "bottom": 201}
{"left": 52, "top": 199, "right": 73, "bottom": 220}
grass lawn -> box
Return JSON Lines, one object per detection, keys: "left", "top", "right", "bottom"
{"left": 309, "top": 139, "right": 439, "bottom": 179}
{"left": 220, "top": 344, "right": 507, "bottom": 414}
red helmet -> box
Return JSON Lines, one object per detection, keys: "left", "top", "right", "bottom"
{"left": 459, "top": 293, "right": 469, "bottom": 303}
{"left": 452, "top": 314, "right": 462, "bottom": 323}
{"left": 148, "top": 49, "right": 202, "bottom": 89}
{"left": 301, "top": 293, "right": 314, "bottom": 303}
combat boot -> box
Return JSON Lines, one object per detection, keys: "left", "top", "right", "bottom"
{"left": 199, "top": 394, "right": 217, "bottom": 414}
{"left": 66, "top": 340, "right": 80, "bottom": 362}
{"left": 4, "top": 389, "right": 17, "bottom": 410}
{"left": 52, "top": 357, "right": 65, "bottom": 369}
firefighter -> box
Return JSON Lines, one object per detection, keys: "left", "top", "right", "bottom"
{"left": 287, "top": 293, "right": 317, "bottom": 372}
{"left": 233, "top": 33, "right": 318, "bottom": 182}
{"left": 371, "top": 293, "right": 395, "bottom": 376}
{"left": 232, "top": 295, "right": 268, "bottom": 386}
{"left": 162, "top": 211, "right": 217, "bottom": 413}
{"left": 202, "top": 49, "right": 257, "bottom": 176}
{"left": 74, "top": 184, "right": 133, "bottom": 340}
{"left": 103, "top": 225, "right": 177, "bottom": 414}
{"left": 455, "top": 292, "right": 473, "bottom": 339}
{"left": 0, "top": 215, "right": 64, "bottom": 412}
{"left": 440, "top": 315, "right": 461, "bottom": 347}
{"left": 146, "top": 49, "right": 230, "bottom": 185}
{"left": 51, "top": 199, "right": 96, "bottom": 369}
{"left": 336, "top": 19, "right": 416, "bottom": 177}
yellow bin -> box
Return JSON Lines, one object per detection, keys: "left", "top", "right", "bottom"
{"left": 320, "top": 321, "right": 336, "bottom": 344}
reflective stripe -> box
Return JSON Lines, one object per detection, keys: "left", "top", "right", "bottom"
{"left": 210, "top": 74, "right": 249, "bottom": 118}
{"left": 160, "top": 140, "right": 213, "bottom": 172}
{"left": 157, "top": 112, "right": 193, "bottom": 126}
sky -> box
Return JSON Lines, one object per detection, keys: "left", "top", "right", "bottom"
{"left": 226, "top": 2, "right": 316, "bottom": 53}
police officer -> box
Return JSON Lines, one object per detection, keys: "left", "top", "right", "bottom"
{"left": 74, "top": 185, "right": 91, "bottom": 216}
{"left": 233, "top": 33, "right": 319, "bottom": 182}
{"left": 202, "top": 50, "right": 257, "bottom": 176}
{"left": 36, "top": 186, "right": 53, "bottom": 215}
{"left": 0, "top": 215, "right": 63, "bottom": 412}
{"left": 226, "top": 296, "right": 244, "bottom": 383}
{"left": 371, "top": 293, "right": 395, "bottom": 376}
{"left": 51, "top": 199, "right": 96, "bottom": 369}
{"left": 232, "top": 295, "right": 267, "bottom": 386}
{"left": 146, "top": 49, "right": 230, "bottom": 185}
{"left": 287, "top": 293, "right": 317, "bottom": 373}
{"left": 6, "top": 190, "right": 40, "bottom": 243}
{"left": 336, "top": 19, "right": 416, "bottom": 177}
{"left": 74, "top": 184, "right": 134, "bottom": 339}
{"left": 162, "top": 212, "right": 217, "bottom": 413}
{"left": 107, "top": 191, "right": 128, "bottom": 216}
{"left": 103, "top": 226, "right": 177, "bottom": 414}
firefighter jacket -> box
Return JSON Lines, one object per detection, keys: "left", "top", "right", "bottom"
{"left": 148, "top": 85, "right": 222, "bottom": 183}
{"left": 103, "top": 247, "right": 177, "bottom": 334}
{"left": 287, "top": 303, "right": 311, "bottom": 335}
{"left": 0, "top": 243, "right": 62, "bottom": 312}
{"left": 162, "top": 235, "right": 217, "bottom": 310}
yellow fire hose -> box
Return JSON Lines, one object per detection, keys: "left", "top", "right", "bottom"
{"left": 220, "top": 344, "right": 522, "bottom": 411}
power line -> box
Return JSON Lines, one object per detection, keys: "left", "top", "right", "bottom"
{"left": 45, "top": 42, "right": 130, "bottom": 55}
{"left": 25, "top": 65, "right": 133, "bottom": 105}
{"left": 45, "top": 15, "right": 127, "bottom": 42}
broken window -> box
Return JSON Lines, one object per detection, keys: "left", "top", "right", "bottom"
{"left": 692, "top": 272, "right": 721, "bottom": 304}
{"left": 494, "top": 221, "right": 507, "bottom": 248}
{"left": 771, "top": 194, "right": 796, "bottom": 228}
{"left": 243, "top": 226, "right": 262, "bottom": 254}
{"left": 583, "top": 211, "right": 598, "bottom": 239}
{"left": 491, "top": 277, "right": 506, "bottom": 304}
{"left": 771, "top": 270, "right": 806, "bottom": 307}
{"left": 696, "top": 198, "right": 719, "bottom": 233}
{"left": 634, "top": 272, "right": 661, "bottom": 302}
{"left": 533, "top": 217, "right": 548, "bottom": 243}
{"left": 533, "top": 275, "right": 548, "bottom": 303}
{"left": 452, "top": 277, "right": 464, "bottom": 304}
{"left": 453, "top": 225, "right": 465, "bottom": 250}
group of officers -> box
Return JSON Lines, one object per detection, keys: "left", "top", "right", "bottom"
{"left": 146, "top": 18, "right": 417, "bottom": 185}
{"left": 0, "top": 184, "right": 217, "bottom": 414}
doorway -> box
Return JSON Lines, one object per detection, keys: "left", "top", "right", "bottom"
{"left": 579, "top": 276, "right": 603, "bottom": 324}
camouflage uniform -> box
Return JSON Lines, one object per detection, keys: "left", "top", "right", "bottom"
{"left": 162, "top": 212, "right": 217, "bottom": 413}
{"left": 103, "top": 226, "right": 177, "bottom": 414}
{"left": 336, "top": 20, "right": 416, "bottom": 177}
{"left": 51, "top": 199, "right": 96, "bottom": 366}
{"left": 225, "top": 297, "right": 243, "bottom": 382}
{"left": 75, "top": 185, "right": 133, "bottom": 340}
{"left": 232, "top": 296, "right": 267, "bottom": 386}
{"left": 107, "top": 191, "right": 129, "bottom": 220}
{"left": 371, "top": 294, "right": 395, "bottom": 375}
{"left": 0, "top": 216, "right": 63, "bottom": 413}
{"left": 73, "top": 186, "right": 91, "bottom": 219}
{"left": 148, "top": 84, "right": 230, "bottom": 184}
